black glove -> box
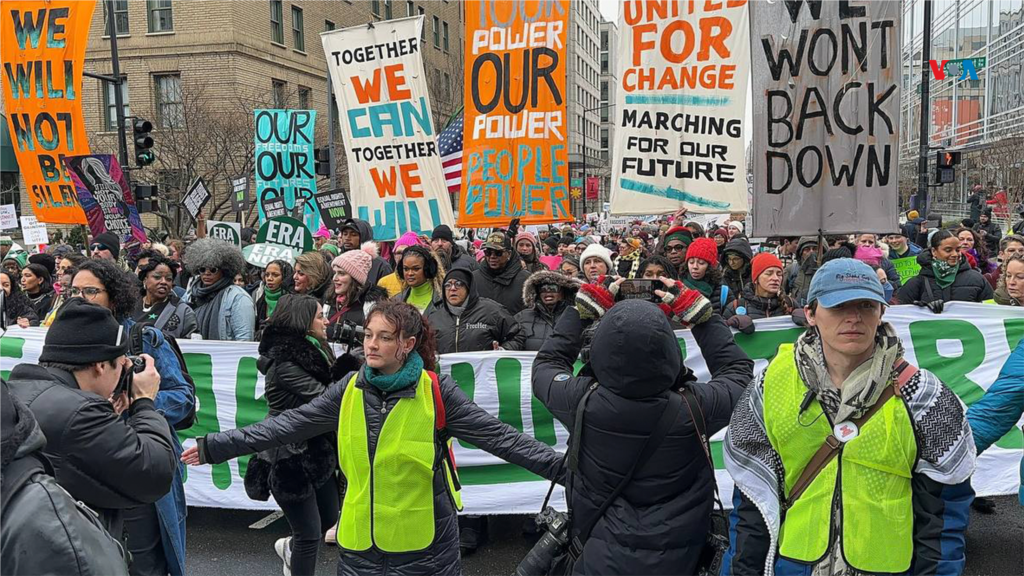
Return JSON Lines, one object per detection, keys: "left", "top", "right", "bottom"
{"left": 914, "top": 300, "right": 945, "bottom": 314}
{"left": 725, "top": 314, "right": 756, "bottom": 335}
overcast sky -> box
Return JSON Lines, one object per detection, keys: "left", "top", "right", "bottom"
{"left": 594, "top": 0, "right": 753, "bottom": 144}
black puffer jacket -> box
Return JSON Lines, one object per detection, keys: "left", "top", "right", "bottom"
{"left": 722, "top": 285, "right": 795, "bottom": 320}
{"left": 448, "top": 244, "right": 478, "bottom": 271}
{"left": 473, "top": 256, "right": 530, "bottom": 314}
{"left": 197, "top": 366, "right": 562, "bottom": 576}
{"left": 245, "top": 326, "right": 337, "bottom": 503}
{"left": 426, "top": 270, "right": 524, "bottom": 353}
{"left": 514, "top": 270, "right": 581, "bottom": 351}
{"left": 1, "top": 383, "right": 129, "bottom": 576}
{"left": 533, "top": 303, "right": 754, "bottom": 575}
{"left": 7, "top": 365, "right": 176, "bottom": 540}
{"left": 721, "top": 239, "right": 753, "bottom": 298}
{"left": 897, "top": 252, "right": 994, "bottom": 304}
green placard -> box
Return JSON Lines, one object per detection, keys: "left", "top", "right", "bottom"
{"left": 891, "top": 256, "right": 921, "bottom": 285}
{"left": 255, "top": 216, "right": 312, "bottom": 253}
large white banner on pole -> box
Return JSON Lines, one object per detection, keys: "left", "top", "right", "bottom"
{"left": 609, "top": 1, "right": 750, "bottom": 216}
{"left": 750, "top": 0, "right": 901, "bottom": 236}
{"left": 2, "top": 304, "right": 1020, "bottom": 513}
{"left": 322, "top": 16, "right": 457, "bottom": 241}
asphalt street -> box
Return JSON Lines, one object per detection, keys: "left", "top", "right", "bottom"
{"left": 186, "top": 495, "right": 1023, "bottom": 575}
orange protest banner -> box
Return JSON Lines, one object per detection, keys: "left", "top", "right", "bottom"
{"left": 459, "top": 0, "right": 571, "bottom": 227}
{"left": 1, "top": 0, "right": 94, "bottom": 224}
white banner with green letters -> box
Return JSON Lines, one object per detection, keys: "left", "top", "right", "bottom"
{"left": 2, "top": 304, "right": 1020, "bottom": 513}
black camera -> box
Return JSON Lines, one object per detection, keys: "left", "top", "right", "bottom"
{"left": 514, "top": 506, "right": 571, "bottom": 576}
{"left": 327, "top": 320, "right": 365, "bottom": 347}
{"left": 114, "top": 355, "right": 145, "bottom": 397}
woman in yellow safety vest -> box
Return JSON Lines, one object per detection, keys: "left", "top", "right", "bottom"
{"left": 182, "top": 300, "right": 562, "bottom": 576}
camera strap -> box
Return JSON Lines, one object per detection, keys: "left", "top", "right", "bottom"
{"left": 679, "top": 386, "right": 725, "bottom": 514}
{"left": 568, "top": 388, "right": 683, "bottom": 559}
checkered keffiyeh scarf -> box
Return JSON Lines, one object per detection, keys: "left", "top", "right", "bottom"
{"left": 794, "top": 322, "right": 903, "bottom": 423}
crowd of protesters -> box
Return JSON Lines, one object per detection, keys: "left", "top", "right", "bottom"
{"left": 1, "top": 197, "right": 1023, "bottom": 576}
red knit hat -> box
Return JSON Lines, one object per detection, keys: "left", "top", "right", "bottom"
{"left": 750, "top": 252, "right": 784, "bottom": 283}
{"left": 685, "top": 237, "right": 719, "bottom": 267}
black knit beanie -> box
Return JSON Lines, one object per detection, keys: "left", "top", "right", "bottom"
{"left": 39, "top": 299, "right": 129, "bottom": 364}
{"left": 93, "top": 232, "right": 121, "bottom": 260}
{"left": 822, "top": 246, "right": 854, "bottom": 263}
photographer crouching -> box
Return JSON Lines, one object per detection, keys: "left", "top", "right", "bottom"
{"left": 7, "top": 299, "right": 177, "bottom": 568}
{"left": 525, "top": 276, "right": 754, "bottom": 575}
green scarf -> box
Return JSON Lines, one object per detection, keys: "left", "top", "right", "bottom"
{"left": 931, "top": 258, "right": 959, "bottom": 289}
{"left": 365, "top": 351, "right": 424, "bottom": 393}
{"left": 304, "top": 334, "right": 330, "bottom": 362}
{"left": 407, "top": 282, "right": 434, "bottom": 312}
{"left": 264, "top": 287, "right": 282, "bottom": 318}
{"left": 683, "top": 274, "right": 714, "bottom": 298}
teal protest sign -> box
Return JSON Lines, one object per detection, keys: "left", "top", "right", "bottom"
{"left": 254, "top": 109, "right": 320, "bottom": 230}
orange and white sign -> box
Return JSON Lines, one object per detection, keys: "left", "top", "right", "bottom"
{"left": 459, "top": 0, "right": 571, "bottom": 227}
{"left": 1, "top": 0, "right": 94, "bottom": 224}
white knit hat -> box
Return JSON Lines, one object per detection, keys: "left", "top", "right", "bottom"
{"left": 580, "top": 243, "right": 613, "bottom": 272}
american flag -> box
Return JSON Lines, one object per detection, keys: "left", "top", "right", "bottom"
{"left": 437, "top": 111, "right": 463, "bottom": 196}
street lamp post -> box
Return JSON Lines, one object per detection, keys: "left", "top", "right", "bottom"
{"left": 582, "top": 103, "right": 614, "bottom": 217}
{"left": 916, "top": 0, "right": 934, "bottom": 214}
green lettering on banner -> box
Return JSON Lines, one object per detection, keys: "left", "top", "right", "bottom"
{"left": 177, "top": 353, "right": 232, "bottom": 490}
{"left": 450, "top": 362, "right": 477, "bottom": 449}
{"left": 0, "top": 336, "right": 25, "bottom": 380}
{"left": 531, "top": 395, "right": 558, "bottom": 447}
{"left": 235, "top": 356, "right": 267, "bottom": 479}
{"left": 909, "top": 320, "right": 986, "bottom": 404}
{"left": 891, "top": 257, "right": 921, "bottom": 286}
{"left": 496, "top": 358, "right": 524, "bottom": 433}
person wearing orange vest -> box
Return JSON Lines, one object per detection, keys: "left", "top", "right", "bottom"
{"left": 722, "top": 259, "right": 977, "bottom": 576}
{"left": 182, "top": 300, "right": 560, "bottom": 576}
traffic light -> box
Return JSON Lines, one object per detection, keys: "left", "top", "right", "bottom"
{"left": 314, "top": 147, "right": 331, "bottom": 177}
{"left": 935, "top": 150, "right": 960, "bottom": 184}
{"left": 133, "top": 118, "right": 156, "bottom": 167}
{"left": 134, "top": 183, "right": 158, "bottom": 213}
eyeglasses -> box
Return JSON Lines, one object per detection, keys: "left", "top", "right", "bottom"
{"left": 483, "top": 249, "right": 505, "bottom": 257}
{"left": 90, "top": 243, "right": 109, "bottom": 252}
{"left": 539, "top": 284, "right": 560, "bottom": 293}
{"left": 666, "top": 244, "right": 687, "bottom": 253}
{"left": 70, "top": 286, "right": 105, "bottom": 298}
{"left": 198, "top": 267, "right": 220, "bottom": 274}
{"left": 444, "top": 279, "right": 467, "bottom": 290}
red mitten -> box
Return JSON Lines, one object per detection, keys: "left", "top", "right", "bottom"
{"left": 576, "top": 276, "right": 617, "bottom": 320}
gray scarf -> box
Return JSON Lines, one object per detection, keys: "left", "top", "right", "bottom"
{"left": 794, "top": 322, "right": 903, "bottom": 423}
{"left": 193, "top": 277, "right": 232, "bottom": 340}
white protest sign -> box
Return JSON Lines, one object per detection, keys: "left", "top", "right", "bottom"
{"left": 609, "top": 1, "right": 750, "bottom": 215}
{"left": 207, "top": 220, "right": 241, "bottom": 248}
{"left": 182, "top": 178, "right": 212, "bottom": 222}
{"left": 20, "top": 215, "right": 48, "bottom": 245}
{"left": 0, "top": 205, "right": 17, "bottom": 230}
{"left": 322, "top": 16, "right": 457, "bottom": 241}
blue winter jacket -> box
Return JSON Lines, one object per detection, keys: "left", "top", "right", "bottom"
{"left": 122, "top": 318, "right": 193, "bottom": 576}
{"left": 967, "top": 338, "right": 1024, "bottom": 505}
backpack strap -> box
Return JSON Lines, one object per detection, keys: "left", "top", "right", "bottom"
{"left": 128, "top": 322, "right": 146, "bottom": 356}
{"left": 152, "top": 300, "right": 184, "bottom": 332}
{"left": 427, "top": 370, "right": 460, "bottom": 491}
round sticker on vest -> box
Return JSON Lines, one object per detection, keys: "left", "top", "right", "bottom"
{"left": 833, "top": 421, "right": 859, "bottom": 443}
{"left": 736, "top": 306, "right": 747, "bottom": 316}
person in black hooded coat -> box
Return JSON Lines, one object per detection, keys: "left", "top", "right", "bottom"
{"left": 338, "top": 218, "right": 393, "bottom": 287}
{"left": 533, "top": 292, "right": 754, "bottom": 575}
{"left": 897, "top": 230, "right": 994, "bottom": 306}
{"left": 514, "top": 270, "right": 581, "bottom": 351}
{"left": 425, "top": 268, "right": 524, "bottom": 353}
{"left": 245, "top": 294, "right": 339, "bottom": 576}
{"left": 721, "top": 239, "right": 753, "bottom": 298}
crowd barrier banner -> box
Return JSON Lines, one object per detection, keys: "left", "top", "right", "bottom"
{"left": 2, "top": 303, "right": 1020, "bottom": 513}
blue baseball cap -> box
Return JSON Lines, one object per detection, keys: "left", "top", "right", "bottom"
{"left": 807, "top": 258, "right": 888, "bottom": 308}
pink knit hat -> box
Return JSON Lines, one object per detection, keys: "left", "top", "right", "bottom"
{"left": 332, "top": 246, "right": 373, "bottom": 285}
{"left": 515, "top": 231, "right": 538, "bottom": 247}
{"left": 394, "top": 231, "right": 424, "bottom": 249}
{"left": 313, "top": 225, "right": 331, "bottom": 239}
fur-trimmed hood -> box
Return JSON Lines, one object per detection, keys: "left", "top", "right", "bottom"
{"left": 522, "top": 270, "right": 581, "bottom": 308}
{"left": 257, "top": 326, "right": 333, "bottom": 385}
